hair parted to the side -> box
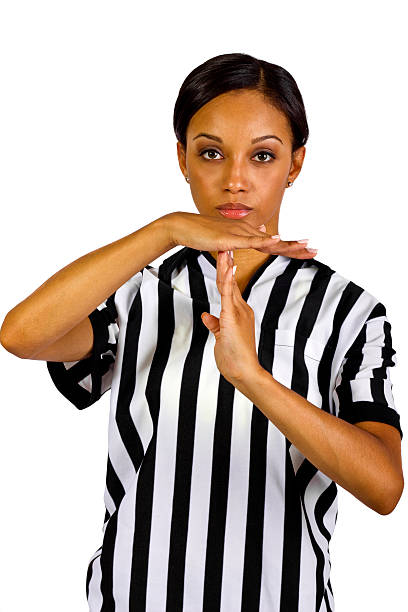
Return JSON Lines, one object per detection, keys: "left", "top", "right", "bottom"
{"left": 173, "top": 53, "right": 309, "bottom": 154}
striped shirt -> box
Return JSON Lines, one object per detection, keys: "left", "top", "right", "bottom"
{"left": 46, "top": 246, "right": 403, "bottom": 612}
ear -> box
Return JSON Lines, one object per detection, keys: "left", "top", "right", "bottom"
{"left": 176, "top": 141, "right": 187, "bottom": 176}
{"left": 288, "top": 145, "right": 306, "bottom": 183}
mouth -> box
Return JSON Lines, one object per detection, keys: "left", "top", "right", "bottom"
{"left": 217, "top": 208, "right": 253, "bottom": 219}
{"left": 216, "top": 202, "right": 254, "bottom": 218}
{"left": 216, "top": 202, "right": 253, "bottom": 210}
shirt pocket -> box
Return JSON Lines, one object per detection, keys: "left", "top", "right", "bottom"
{"left": 270, "top": 328, "right": 326, "bottom": 406}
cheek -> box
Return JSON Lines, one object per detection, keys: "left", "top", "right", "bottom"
{"left": 194, "top": 171, "right": 220, "bottom": 197}
{"left": 258, "top": 171, "right": 285, "bottom": 196}
{"left": 273, "top": 164, "right": 291, "bottom": 189}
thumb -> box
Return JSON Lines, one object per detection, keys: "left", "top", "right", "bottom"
{"left": 201, "top": 312, "right": 220, "bottom": 334}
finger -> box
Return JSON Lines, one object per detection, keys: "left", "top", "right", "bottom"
{"left": 226, "top": 254, "right": 244, "bottom": 306}
{"left": 217, "top": 250, "right": 235, "bottom": 306}
{"left": 217, "top": 250, "right": 233, "bottom": 291}
{"left": 286, "top": 240, "right": 319, "bottom": 258}
{"left": 234, "top": 235, "right": 281, "bottom": 252}
{"left": 201, "top": 312, "right": 220, "bottom": 334}
{"left": 254, "top": 237, "right": 319, "bottom": 258}
{"left": 217, "top": 230, "right": 280, "bottom": 252}
{"left": 230, "top": 263, "right": 243, "bottom": 303}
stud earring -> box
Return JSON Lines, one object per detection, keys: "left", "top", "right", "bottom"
{"left": 185, "top": 176, "right": 190, "bottom": 183}
{"left": 287, "top": 180, "right": 293, "bottom": 187}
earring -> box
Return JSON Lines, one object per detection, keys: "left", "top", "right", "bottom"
{"left": 185, "top": 176, "right": 190, "bottom": 183}
{"left": 287, "top": 180, "right": 293, "bottom": 187}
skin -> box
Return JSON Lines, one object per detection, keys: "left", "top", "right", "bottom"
{"left": 201, "top": 249, "right": 403, "bottom": 514}
{"left": 175, "top": 88, "right": 404, "bottom": 514}
{"left": 176, "top": 88, "right": 307, "bottom": 293}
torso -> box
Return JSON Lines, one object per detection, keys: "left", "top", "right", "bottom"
{"left": 46, "top": 245, "right": 402, "bottom": 611}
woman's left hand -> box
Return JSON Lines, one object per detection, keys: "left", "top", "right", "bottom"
{"left": 200, "top": 250, "right": 263, "bottom": 386}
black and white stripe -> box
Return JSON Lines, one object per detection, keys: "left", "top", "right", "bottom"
{"left": 47, "top": 246, "right": 402, "bottom": 611}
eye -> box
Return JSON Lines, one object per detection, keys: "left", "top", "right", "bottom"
{"left": 199, "top": 148, "right": 276, "bottom": 162}
{"left": 199, "top": 148, "right": 222, "bottom": 160}
{"left": 253, "top": 150, "right": 276, "bottom": 162}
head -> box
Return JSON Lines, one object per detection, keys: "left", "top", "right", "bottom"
{"left": 174, "top": 53, "right": 308, "bottom": 235}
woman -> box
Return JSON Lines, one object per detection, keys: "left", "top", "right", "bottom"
{"left": 0, "top": 53, "right": 403, "bottom": 612}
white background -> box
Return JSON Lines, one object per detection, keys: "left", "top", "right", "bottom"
{"left": 0, "top": 1, "right": 406, "bottom": 610}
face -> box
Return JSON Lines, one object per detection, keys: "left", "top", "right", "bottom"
{"left": 177, "top": 89, "right": 306, "bottom": 234}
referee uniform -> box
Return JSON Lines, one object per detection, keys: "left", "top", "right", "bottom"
{"left": 46, "top": 246, "right": 403, "bottom": 612}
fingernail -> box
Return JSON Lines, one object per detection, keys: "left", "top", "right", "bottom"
{"left": 306, "top": 247, "right": 318, "bottom": 253}
{"left": 228, "top": 250, "right": 234, "bottom": 260}
{"left": 232, "top": 265, "right": 237, "bottom": 276}
{"left": 271, "top": 234, "right": 280, "bottom": 240}
{"left": 297, "top": 239, "right": 309, "bottom": 244}
{"left": 257, "top": 224, "right": 266, "bottom": 232}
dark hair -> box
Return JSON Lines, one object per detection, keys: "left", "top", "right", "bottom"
{"left": 173, "top": 53, "right": 309, "bottom": 154}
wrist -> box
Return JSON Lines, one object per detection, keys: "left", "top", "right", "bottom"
{"left": 233, "top": 363, "right": 268, "bottom": 397}
{"left": 154, "top": 213, "right": 181, "bottom": 250}
{"left": 157, "top": 211, "right": 185, "bottom": 249}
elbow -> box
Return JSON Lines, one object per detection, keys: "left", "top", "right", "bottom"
{"left": 376, "top": 476, "right": 404, "bottom": 515}
{"left": 0, "top": 336, "right": 27, "bottom": 359}
{"left": 0, "top": 318, "right": 31, "bottom": 359}
{"left": 0, "top": 313, "right": 16, "bottom": 351}
{"left": 0, "top": 326, "right": 17, "bottom": 355}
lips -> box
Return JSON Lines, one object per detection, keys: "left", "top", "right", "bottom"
{"left": 216, "top": 203, "right": 253, "bottom": 210}
{"left": 217, "top": 209, "right": 253, "bottom": 218}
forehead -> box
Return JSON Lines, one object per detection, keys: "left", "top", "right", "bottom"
{"left": 187, "top": 90, "right": 291, "bottom": 141}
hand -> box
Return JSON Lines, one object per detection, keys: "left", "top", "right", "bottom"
{"left": 200, "top": 249, "right": 264, "bottom": 386}
{"left": 164, "top": 211, "right": 317, "bottom": 259}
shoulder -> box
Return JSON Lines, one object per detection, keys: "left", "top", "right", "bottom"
{"left": 306, "top": 256, "right": 387, "bottom": 317}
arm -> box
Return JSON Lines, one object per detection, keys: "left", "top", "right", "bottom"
{"left": 0, "top": 214, "right": 175, "bottom": 359}
{"left": 201, "top": 250, "right": 403, "bottom": 516}
{"left": 235, "top": 366, "right": 403, "bottom": 516}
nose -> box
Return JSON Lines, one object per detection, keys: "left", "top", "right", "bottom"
{"left": 223, "top": 158, "right": 249, "bottom": 193}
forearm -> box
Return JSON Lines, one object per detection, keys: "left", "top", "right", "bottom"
{"left": 235, "top": 366, "right": 400, "bottom": 515}
{"left": 0, "top": 214, "right": 175, "bottom": 357}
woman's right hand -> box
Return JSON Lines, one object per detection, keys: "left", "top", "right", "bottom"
{"left": 163, "top": 211, "right": 318, "bottom": 259}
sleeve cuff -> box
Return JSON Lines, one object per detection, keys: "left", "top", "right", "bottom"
{"left": 338, "top": 401, "right": 403, "bottom": 440}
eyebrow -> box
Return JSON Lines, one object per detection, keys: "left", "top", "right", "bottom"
{"left": 192, "top": 132, "right": 284, "bottom": 145}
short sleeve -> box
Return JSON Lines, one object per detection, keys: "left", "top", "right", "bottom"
{"left": 333, "top": 303, "right": 403, "bottom": 440}
{"left": 46, "top": 292, "right": 120, "bottom": 410}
